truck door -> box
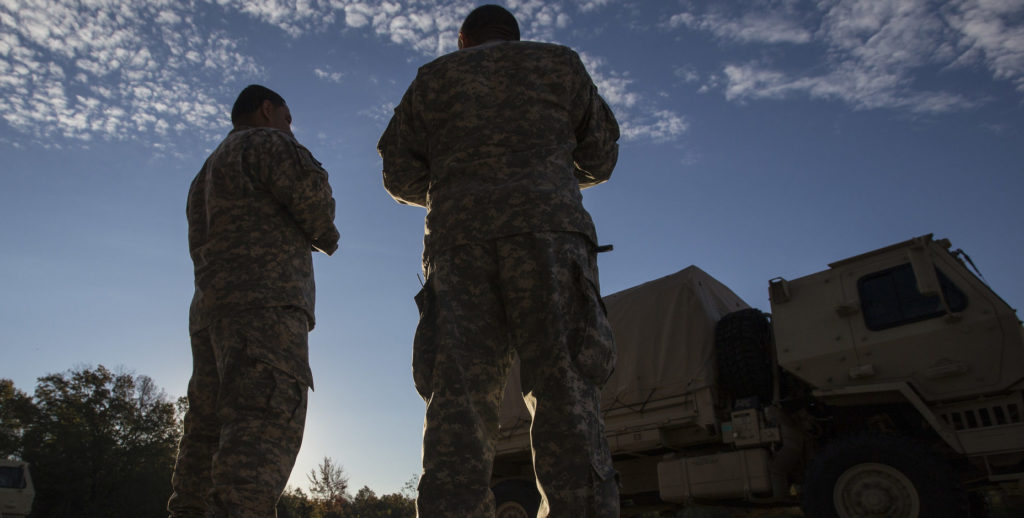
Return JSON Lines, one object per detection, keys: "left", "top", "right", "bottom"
{"left": 838, "top": 250, "right": 1005, "bottom": 400}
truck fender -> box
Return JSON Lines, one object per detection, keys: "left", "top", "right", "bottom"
{"left": 811, "top": 381, "right": 964, "bottom": 454}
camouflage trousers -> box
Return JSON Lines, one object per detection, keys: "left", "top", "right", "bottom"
{"left": 168, "top": 307, "right": 310, "bottom": 518}
{"left": 413, "top": 232, "right": 619, "bottom": 518}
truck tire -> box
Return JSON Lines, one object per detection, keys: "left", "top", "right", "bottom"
{"left": 801, "top": 432, "right": 969, "bottom": 518}
{"left": 714, "top": 308, "right": 773, "bottom": 404}
{"left": 492, "top": 479, "right": 540, "bottom": 518}
{"left": 969, "top": 491, "right": 992, "bottom": 518}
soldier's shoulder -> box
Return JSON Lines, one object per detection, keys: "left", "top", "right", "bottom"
{"left": 418, "top": 50, "right": 461, "bottom": 74}
{"left": 517, "top": 40, "right": 574, "bottom": 53}
{"left": 233, "top": 126, "right": 294, "bottom": 143}
{"left": 418, "top": 41, "right": 577, "bottom": 74}
{"left": 224, "top": 126, "right": 300, "bottom": 152}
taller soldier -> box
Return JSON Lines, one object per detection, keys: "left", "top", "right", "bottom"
{"left": 378, "top": 5, "right": 621, "bottom": 517}
{"left": 169, "top": 84, "right": 340, "bottom": 518}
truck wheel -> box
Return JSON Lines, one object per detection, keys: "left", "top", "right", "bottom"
{"left": 801, "top": 432, "right": 968, "bottom": 518}
{"left": 968, "top": 491, "right": 992, "bottom": 518}
{"left": 714, "top": 308, "right": 773, "bottom": 403}
{"left": 492, "top": 479, "right": 540, "bottom": 518}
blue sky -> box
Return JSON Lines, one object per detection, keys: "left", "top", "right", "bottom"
{"left": 2, "top": 0, "right": 1022, "bottom": 496}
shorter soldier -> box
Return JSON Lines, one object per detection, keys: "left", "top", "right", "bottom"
{"left": 168, "top": 85, "right": 340, "bottom": 518}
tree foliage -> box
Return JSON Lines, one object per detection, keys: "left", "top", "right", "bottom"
{"left": 279, "top": 467, "right": 417, "bottom": 518}
{"left": 0, "top": 379, "right": 34, "bottom": 458}
{"left": 3, "top": 367, "right": 416, "bottom": 518}
{"left": 308, "top": 455, "right": 350, "bottom": 512}
{"left": 2, "top": 365, "right": 182, "bottom": 518}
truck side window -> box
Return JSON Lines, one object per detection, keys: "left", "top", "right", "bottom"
{"left": 858, "top": 263, "right": 967, "bottom": 331}
{"left": 0, "top": 466, "right": 25, "bottom": 489}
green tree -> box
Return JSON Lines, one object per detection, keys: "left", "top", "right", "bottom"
{"left": 347, "top": 485, "right": 415, "bottom": 518}
{"left": 0, "top": 379, "right": 34, "bottom": 458}
{"left": 278, "top": 486, "right": 322, "bottom": 518}
{"left": 308, "top": 456, "right": 350, "bottom": 516}
{"left": 19, "top": 365, "right": 180, "bottom": 518}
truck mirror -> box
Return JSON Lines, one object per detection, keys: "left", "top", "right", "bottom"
{"left": 769, "top": 277, "right": 790, "bottom": 304}
{"left": 909, "top": 244, "right": 940, "bottom": 297}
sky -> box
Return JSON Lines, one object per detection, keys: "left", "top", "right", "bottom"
{"left": 2, "top": 0, "right": 1023, "bottom": 497}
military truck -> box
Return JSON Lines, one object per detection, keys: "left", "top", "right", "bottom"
{"left": 491, "top": 234, "right": 1024, "bottom": 517}
{"left": 0, "top": 459, "right": 33, "bottom": 518}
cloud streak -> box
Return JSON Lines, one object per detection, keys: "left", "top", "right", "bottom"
{"left": 670, "top": 0, "right": 1024, "bottom": 113}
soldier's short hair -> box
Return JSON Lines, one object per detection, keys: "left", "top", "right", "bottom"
{"left": 460, "top": 4, "right": 520, "bottom": 43}
{"left": 231, "top": 84, "right": 286, "bottom": 125}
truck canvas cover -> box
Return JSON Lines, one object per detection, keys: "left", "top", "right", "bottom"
{"left": 499, "top": 265, "right": 750, "bottom": 430}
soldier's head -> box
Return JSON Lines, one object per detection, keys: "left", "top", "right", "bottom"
{"left": 231, "top": 84, "right": 292, "bottom": 134}
{"left": 458, "top": 4, "right": 520, "bottom": 49}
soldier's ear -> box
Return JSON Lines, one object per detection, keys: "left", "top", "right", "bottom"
{"left": 258, "top": 99, "right": 275, "bottom": 123}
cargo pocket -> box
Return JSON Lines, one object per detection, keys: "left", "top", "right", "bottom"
{"left": 590, "top": 454, "right": 620, "bottom": 517}
{"left": 570, "top": 259, "right": 617, "bottom": 388}
{"left": 265, "top": 368, "right": 307, "bottom": 424}
{"left": 224, "top": 352, "right": 306, "bottom": 423}
{"left": 412, "top": 278, "right": 439, "bottom": 401}
{"left": 240, "top": 307, "right": 314, "bottom": 390}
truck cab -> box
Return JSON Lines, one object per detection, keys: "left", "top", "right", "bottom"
{"left": 0, "top": 459, "right": 34, "bottom": 518}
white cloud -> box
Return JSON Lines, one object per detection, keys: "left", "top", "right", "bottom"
{"left": 359, "top": 102, "right": 396, "bottom": 123}
{"left": 580, "top": 53, "right": 638, "bottom": 108}
{"left": 580, "top": 53, "right": 687, "bottom": 141}
{"left": 577, "top": 0, "right": 615, "bottom": 13}
{"left": 668, "top": 9, "right": 812, "bottom": 44}
{"left": 620, "top": 109, "right": 688, "bottom": 142}
{"left": 722, "top": 61, "right": 978, "bottom": 112}
{"left": 946, "top": 0, "right": 1024, "bottom": 92}
{"left": 669, "top": 0, "right": 1023, "bottom": 112}
{"left": 674, "top": 65, "right": 701, "bottom": 84}
{"left": 0, "top": 0, "right": 678, "bottom": 146}
{"left": 344, "top": 3, "right": 374, "bottom": 28}
{"left": 0, "top": 0, "right": 260, "bottom": 144}
{"left": 315, "top": 67, "right": 344, "bottom": 83}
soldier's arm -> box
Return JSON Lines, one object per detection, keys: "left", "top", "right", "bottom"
{"left": 570, "top": 52, "right": 620, "bottom": 190}
{"left": 262, "top": 131, "right": 341, "bottom": 255}
{"left": 378, "top": 84, "right": 430, "bottom": 207}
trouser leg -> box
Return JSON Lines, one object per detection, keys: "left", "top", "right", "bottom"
{"left": 169, "top": 308, "right": 309, "bottom": 518}
{"left": 168, "top": 329, "right": 221, "bottom": 518}
{"left": 526, "top": 374, "right": 618, "bottom": 518}
{"left": 415, "top": 243, "right": 514, "bottom": 518}
{"left": 210, "top": 353, "right": 307, "bottom": 518}
{"left": 501, "top": 232, "right": 619, "bottom": 518}
{"left": 208, "top": 309, "right": 309, "bottom": 518}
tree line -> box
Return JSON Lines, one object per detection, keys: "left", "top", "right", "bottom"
{"left": 0, "top": 365, "right": 415, "bottom": 518}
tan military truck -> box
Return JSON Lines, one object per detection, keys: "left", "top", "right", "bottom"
{"left": 0, "top": 459, "right": 33, "bottom": 518}
{"left": 491, "top": 234, "right": 1024, "bottom": 517}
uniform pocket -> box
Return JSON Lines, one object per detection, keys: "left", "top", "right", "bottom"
{"left": 570, "top": 259, "right": 617, "bottom": 388}
{"left": 221, "top": 351, "right": 305, "bottom": 421}
{"left": 412, "top": 278, "right": 438, "bottom": 400}
{"left": 238, "top": 307, "right": 314, "bottom": 389}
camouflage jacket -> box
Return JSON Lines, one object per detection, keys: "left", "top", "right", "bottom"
{"left": 378, "top": 41, "right": 619, "bottom": 257}
{"left": 187, "top": 126, "right": 340, "bottom": 334}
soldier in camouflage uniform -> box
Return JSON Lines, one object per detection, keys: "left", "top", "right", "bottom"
{"left": 377, "top": 5, "right": 620, "bottom": 517}
{"left": 168, "top": 84, "right": 340, "bottom": 518}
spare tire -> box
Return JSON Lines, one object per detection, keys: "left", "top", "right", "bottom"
{"left": 714, "top": 308, "right": 773, "bottom": 404}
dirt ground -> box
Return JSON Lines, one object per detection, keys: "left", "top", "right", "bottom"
{"left": 673, "top": 507, "right": 801, "bottom": 518}
{"left": 653, "top": 484, "right": 1024, "bottom": 517}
